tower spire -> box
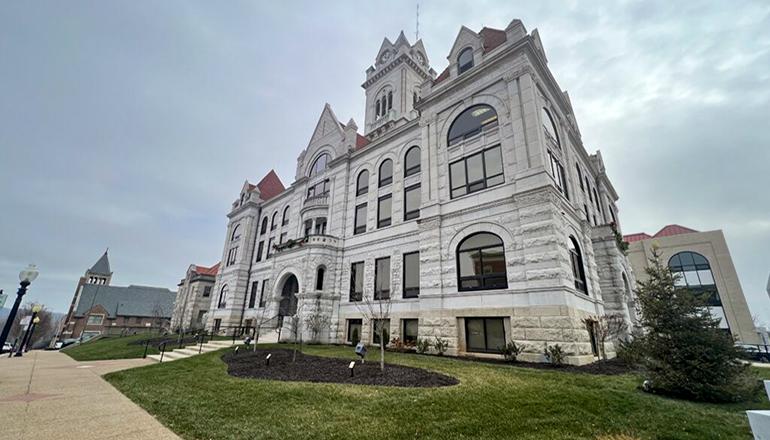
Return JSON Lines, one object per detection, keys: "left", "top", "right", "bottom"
{"left": 415, "top": 2, "right": 420, "bottom": 40}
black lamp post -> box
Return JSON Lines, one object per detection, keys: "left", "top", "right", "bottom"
{"left": 0, "top": 264, "right": 40, "bottom": 354}
{"left": 15, "top": 305, "right": 41, "bottom": 357}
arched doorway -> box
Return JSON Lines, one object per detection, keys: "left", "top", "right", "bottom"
{"left": 279, "top": 274, "right": 299, "bottom": 317}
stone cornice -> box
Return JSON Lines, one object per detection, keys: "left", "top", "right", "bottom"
{"left": 361, "top": 53, "right": 433, "bottom": 89}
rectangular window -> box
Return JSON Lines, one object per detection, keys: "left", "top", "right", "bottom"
{"left": 449, "top": 145, "right": 504, "bottom": 198}
{"left": 314, "top": 217, "right": 327, "bottom": 235}
{"left": 584, "top": 204, "right": 590, "bottom": 223}
{"left": 586, "top": 320, "right": 599, "bottom": 356}
{"left": 372, "top": 319, "right": 390, "bottom": 345}
{"left": 213, "top": 319, "right": 221, "bottom": 333}
{"left": 465, "top": 317, "right": 506, "bottom": 353}
{"left": 304, "top": 220, "right": 313, "bottom": 237}
{"left": 347, "top": 319, "right": 362, "bottom": 344}
{"left": 377, "top": 194, "right": 392, "bottom": 228}
{"left": 267, "top": 238, "right": 274, "bottom": 259}
{"left": 248, "top": 281, "right": 258, "bottom": 308}
{"left": 548, "top": 151, "right": 568, "bottom": 199}
{"left": 256, "top": 241, "right": 264, "bottom": 262}
{"left": 577, "top": 164, "right": 584, "bottom": 191}
{"left": 403, "top": 251, "right": 420, "bottom": 298}
{"left": 374, "top": 257, "right": 391, "bottom": 300}
{"left": 279, "top": 232, "right": 287, "bottom": 244}
{"left": 404, "top": 184, "right": 420, "bottom": 221}
{"left": 307, "top": 179, "right": 330, "bottom": 198}
{"left": 350, "top": 262, "right": 364, "bottom": 302}
{"left": 402, "top": 319, "right": 418, "bottom": 344}
{"left": 202, "top": 286, "right": 212, "bottom": 298}
{"left": 354, "top": 203, "right": 367, "bottom": 235}
{"left": 259, "top": 280, "right": 268, "bottom": 307}
{"left": 87, "top": 314, "right": 104, "bottom": 326}
{"left": 196, "top": 310, "right": 206, "bottom": 324}
{"left": 227, "top": 246, "right": 238, "bottom": 266}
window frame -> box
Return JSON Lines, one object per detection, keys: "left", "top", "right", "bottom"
{"left": 231, "top": 224, "right": 241, "bottom": 241}
{"left": 456, "top": 232, "right": 509, "bottom": 292}
{"left": 374, "top": 257, "right": 391, "bottom": 300}
{"left": 354, "top": 203, "right": 367, "bottom": 235}
{"left": 457, "top": 47, "right": 474, "bottom": 74}
{"left": 266, "top": 237, "right": 274, "bottom": 259}
{"left": 86, "top": 314, "right": 104, "bottom": 326}
{"left": 402, "top": 319, "right": 419, "bottom": 344}
{"left": 377, "top": 194, "right": 392, "bottom": 228}
{"left": 256, "top": 241, "right": 264, "bottom": 262}
{"left": 202, "top": 286, "right": 212, "bottom": 298}
{"left": 403, "top": 183, "right": 421, "bottom": 221}
{"left": 464, "top": 317, "right": 506, "bottom": 353}
{"left": 447, "top": 105, "right": 499, "bottom": 146}
{"left": 402, "top": 251, "right": 420, "bottom": 298}
{"left": 379, "top": 159, "right": 393, "bottom": 187}
{"left": 449, "top": 145, "right": 504, "bottom": 199}
{"left": 569, "top": 236, "right": 588, "bottom": 294}
{"left": 541, "top": 107, "right": 561, "bottom": 149}
{"left": 349, "top": 261, "right": 364, "bottom": 302}
{"left": 356, "top": 170, "right": 369, "bottom": 196}
{"left": 217, "top": 284, "right": 228, "bottom": 309}
{"left": 270, "top": 212, "right": 278, "bottom": 230}
{"left": 260, "top": 217, "right": 268, "bottom": 234}
{"left": 372, "top": 318, "right": 390, "bottom": 345}
{"left": 404, "top": 146, "right": 421, "bottom": 177}
{"left": 258, "top": 279, "right": 268, "bottom": 308}
{"left": 315, "top": 267, "right": 325, "bottom": 291}
{"left": 309, "top": 152, "right": 331, "bottom": 177}
{"left": 347, "top": 319, "right": 363, "bottom": 344}
{"left": 282, "top": 206, "right": 290, "bottom": 226}
{"left": 248, "top": 281, "right": 258, "bottom": 308}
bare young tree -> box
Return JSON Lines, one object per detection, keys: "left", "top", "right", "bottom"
{"left": 250, "top": 306, "right": 274, "bottom": 352}
{"left": 289, "top": 300, "right": 305, "bottom": 362}
{"left": 304, "top": 296, "right": 330, "bottom": 344}
{"left": 583, "top": 314, "right": 628, "bottom": 360}
{"left": 355, "top": 288, "right": 392, "bottom": 372}
{"left": 151, "top": 302, "right": 168, "bottom": 335}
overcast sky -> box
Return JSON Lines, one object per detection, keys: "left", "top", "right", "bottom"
{"left": 1, "top": 1, "right": 769, "bottom": 324}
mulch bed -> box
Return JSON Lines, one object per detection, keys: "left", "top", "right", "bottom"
{"left": 453, "top": 354, "right": 639, "bottom": 375}
{"left": 222, "top": 348, "right": 459, "bottom": 388}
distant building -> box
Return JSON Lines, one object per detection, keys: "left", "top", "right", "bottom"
{"left": 59, "top": 251, "right": 176, "bottom": 340}
{"left": 625, "top": 225, "right": 760, "bottom": 344}
{"left": 170, "top": 262, "right": 219, "bottom": 332}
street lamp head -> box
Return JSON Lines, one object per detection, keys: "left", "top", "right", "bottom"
{"left": 19, "top": 264, "right": 39, "bottom": 283}
{"left": 33, "top": 317, "right": 40, "bottom": 324}
{"left": 32, "top": 304, "right": 42, "bottom": 313}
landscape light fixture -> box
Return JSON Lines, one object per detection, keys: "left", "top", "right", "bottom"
{"left": 0, "top": 264, "right": 39, "bottom": 354}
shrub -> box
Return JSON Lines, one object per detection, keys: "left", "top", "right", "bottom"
{"left": 544, "top": 344, "right": 565, "bottom": 366}
{"left": 634, "top": 247, "right": 760, "bottom": 402}
{"left": 388, "top": 337, "right": 415, "bottom": 353}
{"left": 499, "top": 340, "right": 525, "bottom": 362}
{"left": 433, "top": 337, "right": 449, "bottom": 356}
{"left": 616, "top": 336, "right": 644, "bottom": 366}
{"left": 351, "top": 328, "right": 360, "bottom": 345}
{"left": 416, "top": 338, "right": 431, "bottom": 354}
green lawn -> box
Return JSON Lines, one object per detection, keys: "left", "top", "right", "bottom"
{"left": 104, "top": 344, "right": 770, "bottom": 440}
{"left": 61, "top": 334, "right": 162, "bottom": 361}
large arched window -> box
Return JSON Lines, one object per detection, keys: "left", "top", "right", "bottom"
{"left": 541, "top": 107, "right": 560, "bottom": 149}
{"left": 568, "top": 236, "right": 588, "bottom": 293}
{"left": 282, "top": 206, "right": 290, "bottom": 226}
{"left": 458, "top": 47, "right": 474, "bottom": 74}
{"left": 457, "top": 232, "right": 508, "bottom": 291}
{"left": 356, "top": 170, "right": 369, "bottom": 196}
{"left": 217, "top": 284, "right": 228, "bottom": 309}
{"left": 379, "top": 159, "right": 393, "bottom": 187}
{"left": 260, "top": 217, "right": 268, "bottom": 235}
{"left": 447, "top": 105, "right": 499, "bottom": 146}
{"left": 231, "top": 224, "right": 241, "bottom": 241}
{"left": 271, "top": 211, "right": 278, "bottom": 230}
{"left": 309, "top": 153, "right": 331, "bottom": 177}
{"left": 404, "top": 146, "right": 421, "bottom": 177}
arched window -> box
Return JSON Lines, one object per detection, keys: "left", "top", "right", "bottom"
{"left": 282, "top": 206, "right": 290, "bottom": 226}
{"left": 271, "top": 211, "right": 278, "bottom": 230}
{"left": 458, "top": 47, "right": 474, "bottom": 74}
{"left": 447, "top": 105, "right": 499, "bottom": 146}
{"left": 404, "top": 146, "right": 421, "bottom": 177}
{"left": 356, "top": 170, "right": 369, "bottom": 196}
{"left": 542, "top": 107, "right": 560, "bottom": 148}
{"left": 668, "top": 251, "right": 726, "bottom": 328}
{"left": 217, "top": 284, "right": 228, "bottom": 309}
{"left": 260, "top": 217, "right": 268, "bottom": 234}
{"left": 231, "top": 224, "right": 241, "bottom": 241}
{"left": 316, "top": 267, "right": 325, "bottom": 291}
{"left": 379, "top": 159, "right": 393, "bottom": 187}
{"left": 387, "top": 91, "right": 393, "bottom": 110}
{"left": 309, "top": 153, "right": 330, "bottom": 177}
{"left": 375, "top": 100, "right": 381, "bottom": 117}
{"left": 568, "top": 236, "right": 588, "bottom": 293}
{"left": 457, "top": 232, "right": 508, "bottom": 291}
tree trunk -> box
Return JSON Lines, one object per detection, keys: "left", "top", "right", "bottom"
{"left": 379, "top": 328, "right": 385, "bottom": 372}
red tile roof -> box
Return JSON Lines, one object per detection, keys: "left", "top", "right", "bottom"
{"left": 193, "top": 262, "right": 220, "bottom": 276}
{"left": 653, "top": 224, "right": 698, "bottom": 238}
{"left": 356, "top": 134, "right": 370, "bottom": 150}
{"left": 479, "top": 27, "right": 507, "bottom": 54}
{"left": 623, "top": 224, "right": 699, "bottom": 243}
{"left": 255, "top": 169, "right": 285, "bottom": 201}
{"left": 623, "top": 233, "right": 652, "bottom": 243}
{"left": 433, "top": 27, "right": 507, "bottom": 85}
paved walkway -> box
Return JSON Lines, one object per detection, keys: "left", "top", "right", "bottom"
{"left": 0, "top": 350, "right": 180, "bottom": 439}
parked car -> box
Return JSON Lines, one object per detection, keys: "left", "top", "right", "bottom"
{"left": 737, "top": 344, "right": 770, "bottom": 362}
{"left": 54, "top": 339, "right": 78, "bottom": 350}
{"left": 2, "top": 342, "right": 12, "bottom": 353}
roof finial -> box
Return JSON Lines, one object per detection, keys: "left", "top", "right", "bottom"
{"left": 415, "top": 2, "right": 420, "bottom": 41}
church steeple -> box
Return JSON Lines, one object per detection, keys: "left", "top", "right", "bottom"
{"left": 85, "top": 249, "right": 112, "bottom": 285}
{"left": 362, "top": 32, "right": 435, "bottom": 136}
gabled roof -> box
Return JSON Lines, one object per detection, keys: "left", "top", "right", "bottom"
{"left": 88, "top": 250, "right": 112, "bottom": 276}
{"left": 255, "top": 170, "right": 285, "bottom": 201}
{"left": 75, "top": 284, "right": 176, "bottom": 318}
{"left": 356, "top": 134, "right": 370, "bottom": 150}
{"left": 623, "top": 224, "right": 699, "bottom": 243}
{"left": 479, "top": 27, "right": 507, "bottom": 54}
{"left": 193, "top": 262, "right": 220, "bottom": 276}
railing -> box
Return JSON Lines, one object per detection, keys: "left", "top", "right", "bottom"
{"left": 273, "top": 235, "right": 339, "bottom": 253}
{"left": 303, "top": 194, "right": 329, "bottom": 209}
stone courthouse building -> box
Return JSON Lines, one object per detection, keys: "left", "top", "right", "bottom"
{"left": 170, "top": 262, "right": 219, "bottom": 332}
{"left": 206, "top": 19, "right": 637, "bottom": 364}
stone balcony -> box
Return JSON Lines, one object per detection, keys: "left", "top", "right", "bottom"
{"left": 273, "top": 234, "right": 340, "bottom": 254}
{"left": 302, "top": 194, "right": 329, "bottom": 211}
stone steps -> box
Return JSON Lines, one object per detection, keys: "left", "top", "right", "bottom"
{"left": 146, "top": 333, "right": 281, "bottom": 363}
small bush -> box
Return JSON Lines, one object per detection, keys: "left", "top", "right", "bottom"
{"left": 433, "top": 337, "right": 449, "bottom": 356}
{"left": 351, "top": 328, "right": 360, "bottom": 345}
{"left": 388, "top": 337, "right": 415, "bottom": 353}
{"left": 544, "top": 344, "right": 565, "bottom": 366}
{"left": 616, "top": 337, "right": 644, "bottom": 366}
{"left": 416, "top": 338, "right": 431, "bottom": 354}
{"left": 499, "top": 340, "right": 525, "bottom": 362}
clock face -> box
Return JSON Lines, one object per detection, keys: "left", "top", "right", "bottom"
{"left": 415, "top": 52, "right": 424, "bottom": 64}
{"left": 380, "top": 51, "right": 391, "bottom": 63}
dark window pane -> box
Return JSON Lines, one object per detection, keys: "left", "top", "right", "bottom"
{"left": 403, "top": 252, "right": 420, "bottom": 297}
{"left": 458, "top": 250, "right": 478, "bottom": 277}
{"left": 404, "top": 184, "right": 420, "bottom": 220}
{"left": 379, "top": 160, "right": 393, "bottom": 187}
{"left": 450, "top": 160, "right": 466, "bottom": 190}
{"left": 375, "top": 257, "right": 391, "bottom": 299}
{"left": 459, "top": 232, "right": 503, "bottom": 251}
{"left": 405, "top": 146, "right": 421, "bottom": 176}
{"left": 542, "top": 108, "right": 560, "bottom": 148}
{"left": 356, "top": 170, "right": 369, "bottom": 196}
{"left": 466, "top": 319, "right": 485, "bottom": 351}
{"left": 403, "top": 319, "right": 418, "bottom": 343}
{"left": 481, "top": 247, "right": 506, "bottom": 274}
{"left": 458, "top": 48, "right": 474, "bottom": 74}
{"left": 466, "top": 152, "right": 484, "bottom": 184}
{"left": 354, "top": 204, "right": 367, "bottom": 234}
{"left": 485, "top": 318, "right": 506, "bottom": 351}
{"left": 447, "top": 105, "right": 498, "bottom": 145}
{"left": 378, "top": 195, "right": 392, "bottom": 228}
{"left": 484, "top": 146, "right": 503, "bottom": 177}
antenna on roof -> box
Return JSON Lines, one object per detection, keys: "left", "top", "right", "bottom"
{"left": 415, "top": 2, "right": 420, "bottom": 40}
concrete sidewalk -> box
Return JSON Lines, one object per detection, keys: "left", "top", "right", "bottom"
{"left": 0, "top": 350, "right": 180, "bottom": 439}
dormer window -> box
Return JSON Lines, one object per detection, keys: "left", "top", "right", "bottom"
{"left": 458, "top": 47, "right": 474, "bottom": 74}
{"left": 309, "top": 153, "right": 330, "bottom": 177}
